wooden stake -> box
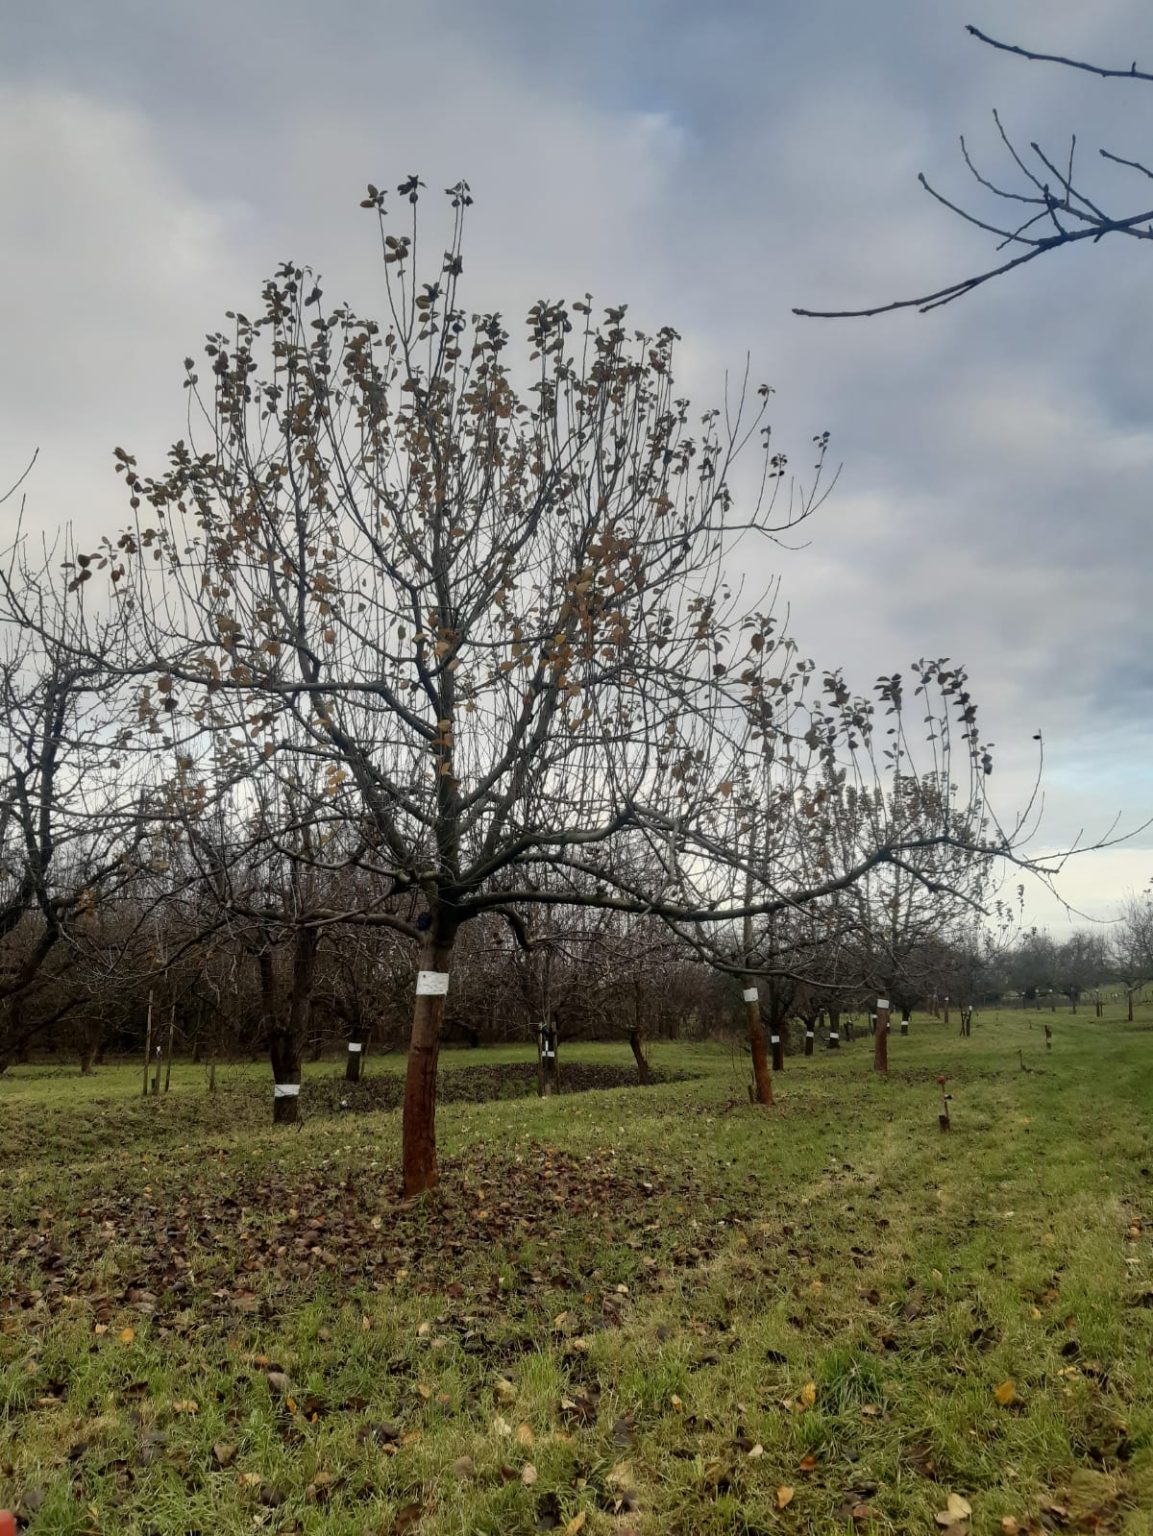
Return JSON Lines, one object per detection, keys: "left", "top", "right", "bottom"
{"left": 163, "top": 1005, "right": 176, "bottom": 1093}
{"left": 142, "top": 990, "right": 154, "bottom": 1098}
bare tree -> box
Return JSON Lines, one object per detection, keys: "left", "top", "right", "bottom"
{"left": 795, "top": 24, "right": 1153, "bottom": 318}
{"left": 0, "top": 578, "right": 146, "bottom": 1071}
{"left": 1054, "top": 929, "right": 1109, "bottom": 1013}
{"left": 1112, "top": 894, "right": 1153, "bottom": 1021}
{"left": 20, "top": 182, "right": 1033, "bottom": 1196}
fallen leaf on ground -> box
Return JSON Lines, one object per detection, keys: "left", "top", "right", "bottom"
{"left": 994, "top": 1379, "right": 1019, "bottom": 1406}
{"left": 777, "top": 1485, "right": 795, "bottom": 1509}
{"left": 565, "top": 1516, "right": 587, "bottom": 1534}
{"left": 521, "top": 1462, "right": 538, "bottom": 1486}
{"left": 936, "top": 1493, "right": 973, "bottom": 1526}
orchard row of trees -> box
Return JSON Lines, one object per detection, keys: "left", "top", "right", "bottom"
{"left": 0, "top": 181, "right": 1063, "bottom": 1194}
{"left": 0, "top": 844, "right": 1014, "bottom": 1080}
{"left": 989, "top": 910, "right": 1153, "bottom": 1017}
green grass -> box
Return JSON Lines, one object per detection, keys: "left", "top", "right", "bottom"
{"left": 3, "top": 1010, "right": 1153, "bottom": 1534}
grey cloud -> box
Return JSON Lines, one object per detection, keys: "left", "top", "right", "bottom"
{"left": 2, "top": 0, "right": 1151, "bottom": 926}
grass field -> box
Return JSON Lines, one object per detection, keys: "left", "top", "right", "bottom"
{"left": 3, "top": 1009, "right": 1153, "bottom": 1535}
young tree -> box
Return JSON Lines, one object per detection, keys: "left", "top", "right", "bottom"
{"left": 1054, "top": 930, "right": 1108, "bottom": 1013}
{"left": 1007, "top": 928, "right": 1058, "bottom": 1009}
{"left": 1112, "top": 894, "right": 1153, "bottom": 1022}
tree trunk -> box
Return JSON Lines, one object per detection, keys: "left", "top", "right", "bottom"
{"left": 402, "top": 914, "right": 458, "bottom": 1197}
{"left": 874, "top": 997, "right": 891, "bottom": 1073}
{"left": 828, "top": 1006, "right": 841, "bottom": 1050}
{"left": 770, "top": 1024, "right": 784, "bottom": 1073}
{"left": 268, "top": 926, "right": 320, "bottom": 1126}
{"left": 537, "top": 1019, "right": 560, "bottom": 1097}
{"left": 943, "top": 997, "right": 950, "bottom": 1026}
{"left": 628, "top": 1027, "right": 652, "bottom": 1084}
{"left": 743, "top": 981, "right": 773, "bottom": 1105}
{"left": 345, "top": 1025, "right": 367, "bottom": 1082}
{"left": 142, "top": 990, "right": 154, "bottom": 1098}
{"left": 804, "top": 1020, "right": 815, "bottom": 1057}
{"left": 629, "top": 978, "right": 651, "bottom": 1084}
{"left": 270, "top": 1028, "right": 302, "bottom": 1124}
{"left": 1128, "top": 990, "right": 1135, "bottom": 1023}
{"left": 900, "top": 1007, "right": 910, "bottom": 1036}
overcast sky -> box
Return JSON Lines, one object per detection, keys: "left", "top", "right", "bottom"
{"left": 3, "top": 0, "right": 1151, "bottom": 929}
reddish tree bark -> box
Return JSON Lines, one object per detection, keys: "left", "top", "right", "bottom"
{"left": 743, "top": 980, "right": 773, "bottom": 1105}
{"left": 874, "top": 996, "right": 891, "bottom": 1073}
{"left": 402, "top": 913, "right": 458, "bottom": 1197}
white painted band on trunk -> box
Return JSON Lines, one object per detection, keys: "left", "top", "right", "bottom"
{"left": 805, "top": 1031, "right": 815, "bottom": 1038}
{"left": 829, "top": 1032, "right": 840, "bottom": 1040}
{"left": 347, "top": 1042, "right": 363, "bottom": 1052}
{"left": 770, "top": 1035, "right": 781, "bottom": 1045}
{"left": 877, "top": 998, "right": 890, "bottom": 1010}
{"left": 541, "top": 1048, "right": 555, "bottom": 1059}
{"left": 416, "top": 970, "right": 450, "bottom": 996}
{"left": 273, "top": 1083, "right": 301, "bottom": 1097}
{"left": 742, "top": 987, "right": 759, "bottom": 1003}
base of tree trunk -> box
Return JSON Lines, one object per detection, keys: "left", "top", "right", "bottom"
{"left": 873, "top": 1022, "right": 889, "bottom": 1072}
{"left": 273, "top": 1091, "right": 300, "bottom": 1124}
